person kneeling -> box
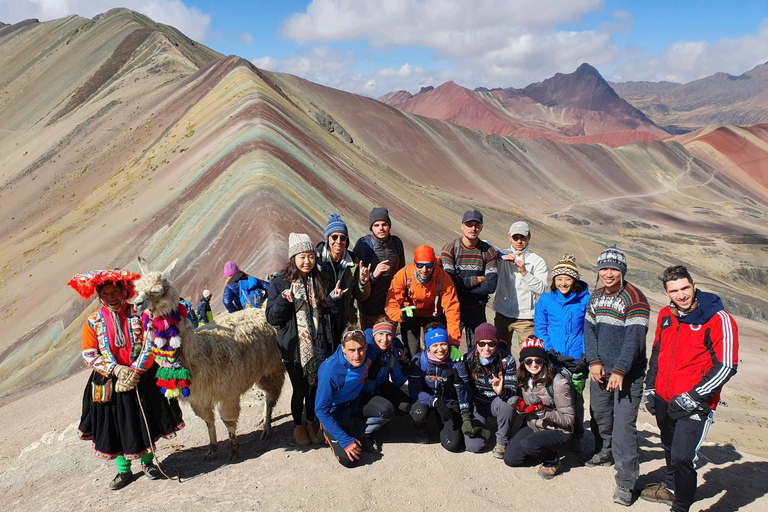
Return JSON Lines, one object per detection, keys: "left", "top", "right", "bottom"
{"left": 315, "top": 329, "right": 394, "bottom": 468}
{"left": 504, "top": 336, "right": 574, "bottom": 479}
{"left": 409, "top": 325, "right": 473, "bottom": 452}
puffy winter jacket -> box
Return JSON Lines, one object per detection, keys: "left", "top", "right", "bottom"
{"left": 465, "top": 346, "right": 517, "bottom": 407}
{"left": 534, "top": 282, "right": 590, "bottom": 360}
{"left": 408, "top": 352, "right": 471, "bottom": 414}
{"left": 646, "top": 290, "right": 738, "bottom": 410}
{"left": 315, "top": 345, "right": 372, "bottom": 449}
{"left": 520, "top": 373, "right": 575, "bottom": 433}
{"left": 385, "top": 264, "right": 461, "bottom": 345}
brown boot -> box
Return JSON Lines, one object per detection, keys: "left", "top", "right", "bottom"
{"left": 305, "top": 421, "right": 321, "bottom": 445}
{"left": 293, "top": 425, "right": 311, "bottom": 446}
{"left": 640, "top": 483, "right": 674, "bottom": 505}
{"left": 537, "top": 460, "right": 562, "bottom": 480}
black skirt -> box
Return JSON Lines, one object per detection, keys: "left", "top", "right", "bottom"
{"left": 78, "top": 364, "right": 185, "bottom": 460}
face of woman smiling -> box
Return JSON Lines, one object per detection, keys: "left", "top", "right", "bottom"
{"left": 554, "top": 274, "right": 575, "bottom": 295}
{"left": 429, "top": 341, "right": 449, "bottom": 360}
{"left": 294, "top": 251, "right": 316, "bottom": 277}
{"left": 98, "top": 283, "right": 127, "bottom": 312}
{"left": 476, "top": 339, "right": 497, "bottom": 359}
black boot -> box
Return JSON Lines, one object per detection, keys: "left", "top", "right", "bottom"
{"left": 109, "top": 472, "right": 133, "bottom": 490}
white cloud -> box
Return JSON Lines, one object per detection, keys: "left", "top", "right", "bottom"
{"left": 618, "top": 20, "right": 768, "bottom": 83}
{"left": 239, "top": 31, "right": 253, "bottom": 45}
{"left": 0, "top": 1, "right": 211, "bottom": 41}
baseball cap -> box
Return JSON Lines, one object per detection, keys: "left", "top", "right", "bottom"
{"left": 462, "top": 209, "right": 483, "bottom": 224}
{"left": 508, "top": 221, "right": 530, "bottom": 236}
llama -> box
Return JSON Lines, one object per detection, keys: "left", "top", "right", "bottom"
{"left": 132, "top": 257, "right": 285, "bottom": 461}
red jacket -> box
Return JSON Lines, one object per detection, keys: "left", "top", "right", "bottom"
{"left": 646, "top": 291, "right": 738, "bottom": 410}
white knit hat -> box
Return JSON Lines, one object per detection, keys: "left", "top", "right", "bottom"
{"left": 288, "top": 233, "right": 314, "bottom": 259}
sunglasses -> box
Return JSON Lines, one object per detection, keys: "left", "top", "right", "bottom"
{"left": 524, "top": 357, "right": 544, "bottom": 366}
{"left": 476, "top": 341, "right": 497, "bottom": 348}
{"left": 343, "top": 329, "right": 365, "bottom": 339}
{"left": 330, "top": 234, "right": 348, "bottom": 242}
{"left": 415, "top": 262, "right": 434, "bottom": 269}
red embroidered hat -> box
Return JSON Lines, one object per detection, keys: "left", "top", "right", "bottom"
{"left": 68, "top": 269, "right": 141, "bottom": 301}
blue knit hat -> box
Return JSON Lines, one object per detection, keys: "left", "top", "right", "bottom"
{"left": 324, "top": 213, "right": 348, "bottom": 242}
{"left": 425, "top": 326, "right": 449, "bottom": 350}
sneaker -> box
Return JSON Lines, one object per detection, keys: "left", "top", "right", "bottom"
{"left": 538, "top": 460, "right": 561, "bottom": 480}
{"left": 305, "top": 421, "right": 320, "bottom": 445}
{"left": 492, "top": 444, "right": 506, "bottom": 459}
{"left": 585, "top": 451, "right": 614, "bottom": 467}
{"left": 640, "top": 482, "right": 675, "bottom": 505}
{"left": 109, "top": 472, "right": 133, "bottom": 490}
{"left": 613, "top": 486, "right": 633, "bottom": 506}
{"left": 293, "top": 425, "right": 311, "bottom": 446}
{"left": 141, "top": 463, "right": 162, "bottom": 480}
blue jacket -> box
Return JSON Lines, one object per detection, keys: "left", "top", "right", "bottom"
{"left": 315, "top": 345, "right": 372, "bottom": 449}
{"left": 534, "top": 282, "right": 590, "bottom": 360}
{"left": 223, "top": 274, "right": 269, "bottom": 313}
{"left": 408, "top": 352, "right": 471, "bottom": 414}
{"left": 361, "top": 328, "right": 408, "bottom": 397}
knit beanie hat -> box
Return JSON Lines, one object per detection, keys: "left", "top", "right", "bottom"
{"left": 413, "top": 245, "right": 436, "bottom": 263}
{"left": 519, "top": 336, "right": 546, "bottom": 361}
{"left": 551, "top": 253, "right": 580, "bottom": 280}
{"left": 223, "top": 261, "right": 239, "bottom": 277}
{"left": 425, "top": 326, "right": 449, "bottom": 350}
{"left": 372, "top": 321, "right": 395, "bottom": 337}
{"left": 203, "top": 289, "right": 212, "bottom": 299}
{"left": 473, "top": 322, "right": 498, "bottom": 343}
{"left": 369, "top": 207, "right": 391, "bottom": 230}
{"left": 288, "top": 233, "right": 315, "bottom": 259}
{"left": 324, "top": 213, "right": 348, "bottom": 241}
{"left": 596, "top": 244, "right": 627, "bottom": 277}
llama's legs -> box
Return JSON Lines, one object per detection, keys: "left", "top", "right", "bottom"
{"left": 258, "top": 373, "right": 284, "bottom": 440}
{"left": 219, "top": 398, "right": 241, "bottom": 461}
{"left": 190, "top": 397, "right": 218, "bottom": 460}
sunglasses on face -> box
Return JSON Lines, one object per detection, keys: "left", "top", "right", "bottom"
{"left": 476, "top": 341, "right": 497, "bottom": 348}
{"left": 524, "top": 357, "right": 544, "bottom": 366}
{"left": 330, "top": 234, "right": 348, "bottom": 242}
{"left": 415, "top": 262, "right": 434, "bottom": 269}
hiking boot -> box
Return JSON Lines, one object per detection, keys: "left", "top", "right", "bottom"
{"left": 613, "top": 486, "right": 633, "bottom": 506}
{"left": 492, "top": 444, "right": 506, "bottom": 459}
{"left": 109, "top": 472, "right": 133, "bottom": 490}
{"left": 585, "top": 451, "right": 613, "bottom": 467}
{"left": 640, "top": 482, "right": 675, "bottom": 505}
{"left": 361, "top": 436, "right": 380, "bottom": 453}
{"left": 538, "top": 460, "right": 561, "bottom": 480}
{"left": 141, "top": 463, "right": 162, "bottom": 480}
{"left": 293, "top": 425, "right": 311, "bottom": 446}
{"left": 305, "top": 421, "right": 320, "bottom": 445}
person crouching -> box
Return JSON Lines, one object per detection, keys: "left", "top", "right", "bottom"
{"left": 315, "top": 329, "right": 394, "bottom": 467}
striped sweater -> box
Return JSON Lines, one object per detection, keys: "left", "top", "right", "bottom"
{"left": 584, "top": 282, "right": 650, "bottom": 377}
{"left": 441, "top": 240, "right": 498, "bottom": 308}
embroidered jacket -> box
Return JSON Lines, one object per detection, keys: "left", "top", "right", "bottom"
{"left": 81, "top": 306, "right": 153, "bottom": 376}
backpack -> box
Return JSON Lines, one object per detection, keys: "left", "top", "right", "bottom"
{"left": 180, "top": 298, "right": 198, "bottom": 328}
{"left": 358, "top": 234, "right": 404, "bottom": 268}
{"left": 239, "top": 276, "right": 268, "bottom": 308}
{"left": 196, "top": 299, "right": 208, "bottom": 323}
{"left": 451, "top": 238, "right": 489, "bottom": 276}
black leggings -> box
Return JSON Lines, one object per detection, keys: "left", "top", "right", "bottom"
{"left": 410, "top": 402, "right": 464, "bottom": 452}
{"left": 504, "top": 426, "right": 571, "bottom": 467}
{"left": 284, "top": 361, "right": 316, "bottom": 425}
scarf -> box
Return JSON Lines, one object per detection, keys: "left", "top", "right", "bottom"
{"left": 426, "top": 350, "right": 450, "bottom": 365}
{"left": 669, "top": 298, "right": 699, "bottom": 318}
{"left": 293, "top": 276, "right": 322, "bottom": 385}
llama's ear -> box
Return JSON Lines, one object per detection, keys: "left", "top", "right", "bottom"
{"left": 162, "top": 258, "right": 179, "bottom": 277}
{"left": 137, "top": 256, "right": 149, "bottom": 274}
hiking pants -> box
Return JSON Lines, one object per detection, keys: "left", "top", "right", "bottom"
{"left": 504, "top": 426, "right": 571, "bottom": 467}
{"left": 324, "top": 396, "right": 394, "bottom": 468}
{"left": 655, "top": 398, "right": 714, "bottom": 512}
{"left": 401, "top": 315, "right": 446, "bottom": 360}
{"left": 589, "top": 372, "right": 644, "bottom": 489}
{"left": 464, "top": 397, "right": 517, "bottom": 453}
{"left": 493, "top": 313, "right": 534, "bottom": 349}
{"left": 284, "top": 361, "right": 316, "bottom": 426}
{"left": 460, "top": 305, "right": 486, "bottom": 351}
{"left": 410, "top": 401, "right": 464, "bottom": 452}
{"left": 376, "top": 380, "right": 411, "bottom": 411}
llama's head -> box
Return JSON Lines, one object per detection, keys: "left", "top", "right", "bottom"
{"left": 132, "top": 256, "right": 180, "bottom": 317}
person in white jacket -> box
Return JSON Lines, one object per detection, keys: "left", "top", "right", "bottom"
{"left": 493, "top": 221, "right": 548, "bottom": 349}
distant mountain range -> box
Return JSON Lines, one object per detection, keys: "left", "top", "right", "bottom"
{"left": 378, "top": 63, "right": 667, "bottom": 147}
{"left": 611, "top": 62, "right": 768, "bottom": 133}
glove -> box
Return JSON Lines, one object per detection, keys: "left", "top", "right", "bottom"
{"left": 115, "top": 367, "right": 141, "bottom": 393}
{"left": 524, "top": 395, "right": 546, "bottom": 418}
{"left": 433, "top": 398, "right": 452, "bottom": 423}
{"left": 401, "top": 305, "right": 416, "bottom": 319}
{"left": 668, "top": 392, "right": 703, "bottom": 420}
{"left": 461, "top": 413, "right": 475, "bottom": 436}
{"left": 507, "top": 396, "right": 526, "bottom": 412}
{"left": 113, "top": 364, "right": 132, "bottom": 380}
{"left": 450, "top": 345, "right": 463, "bottom": 362}
{"left": 643, "top": 389, "right": 657, "bottom": 415}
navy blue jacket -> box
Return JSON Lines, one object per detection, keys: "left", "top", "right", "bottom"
{"left": 409, "top": 352, "right": 471, "bottom": 414}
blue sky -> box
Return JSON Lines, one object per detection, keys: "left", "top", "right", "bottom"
{"left": 3, "top": 0, "right": 768, "bottom": 96}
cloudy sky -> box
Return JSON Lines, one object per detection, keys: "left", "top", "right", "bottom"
{"left": 2, "top": 0, "right": 768, "bottom": 97}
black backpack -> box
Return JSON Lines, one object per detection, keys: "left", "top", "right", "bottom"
{"left": 450, "top": 238, "right": 489, "bottom": 276}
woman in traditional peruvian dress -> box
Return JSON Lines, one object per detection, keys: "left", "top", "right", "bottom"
{"left": 69, "top": 269, "right": 184, "bottom": 490}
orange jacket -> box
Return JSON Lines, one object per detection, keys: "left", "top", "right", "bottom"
{"left": 385, "top": 264, "right": 461, "bottom": 346}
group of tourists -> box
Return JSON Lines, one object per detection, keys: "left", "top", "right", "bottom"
{"left": 68, "top": 205, "right": 739, "bottom": 512}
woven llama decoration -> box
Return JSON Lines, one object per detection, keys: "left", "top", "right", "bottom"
{"left": 144, "top": 301, "right": 192, "bottom": 398}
